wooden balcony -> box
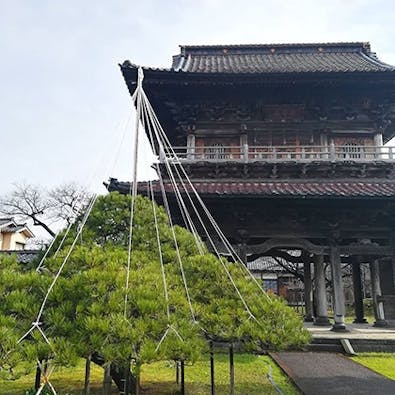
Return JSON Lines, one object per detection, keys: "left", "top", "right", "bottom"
{"left": 163, "top": 145, "right": 395, "bottom": 163}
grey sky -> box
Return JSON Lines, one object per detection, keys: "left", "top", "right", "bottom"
{"left": 1, "top": 0, "right": 395, "bottom": 198}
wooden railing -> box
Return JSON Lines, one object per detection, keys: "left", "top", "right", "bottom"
{"left": 162, "top": 145, "right": 395, "bottom": 163}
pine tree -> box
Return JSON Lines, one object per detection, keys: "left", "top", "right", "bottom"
{"left": 0, "top": 192, "right": 310, "bottom": 393}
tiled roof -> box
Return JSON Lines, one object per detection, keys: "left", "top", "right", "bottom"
{"left": 0, "top": 250, "right": 39, "bottom": 264}
{"left": 247, "top": 256, "right": 298, "bottom": 272}
{"left": 122, "top": 42, "right": 395, "bottom": 75}
{"left": 173, "top": 43, "right": 394, "bottom": 74}
{"left": 1, "top": 225, "right": 27, "bottom": 232}
{"left": 107, "top": 178, "right": 395, "bottom": 198}
{"left": 0, "top": 218, "right": 14, "bottom": 227}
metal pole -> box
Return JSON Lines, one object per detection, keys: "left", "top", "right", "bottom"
{"left": 210, "top": 341, "right": 215, "bottom": 395}
{"left": 229, "top": 344, "right": 235, "bottom": 395}
{"left": 180, "top": 360, "right": 185, "bottom": 395}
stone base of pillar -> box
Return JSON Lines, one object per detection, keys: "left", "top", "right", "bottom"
{"left": 304, "top": 315, "right": 314, "bottom": 322}
{"left": 373, "top": 319, "right": 388, "bottom": 327}
{"left": 331, "top": 323, "right": 348, "bottom": 332}
{"left": 314, "top": 316, "right": 331, "bottom": 326}
{"left": 353, "top": 317, "right": 368, "bottom": 324}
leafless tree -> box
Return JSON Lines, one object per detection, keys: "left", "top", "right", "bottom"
{"left": 0, "top": 183, "right": 91, "bottom": 238}
{"left": 48, "top": 183, "right": 91, "bottom": 226}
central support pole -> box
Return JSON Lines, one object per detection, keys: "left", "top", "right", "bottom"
{"left": 351, "top": 257, "right": 367, "bottom": 324}
{"left": 330, "top": 246, "right": 347, "bottom": 331}
{"left": 303, "top": 260, "right": 314, "bottom": 322}
{"left": 314, "top": 255, "right": 330, "bottom": 326}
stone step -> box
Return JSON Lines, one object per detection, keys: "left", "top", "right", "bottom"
{"left": 309, "top": 337, "right": 395, "bottom": 353}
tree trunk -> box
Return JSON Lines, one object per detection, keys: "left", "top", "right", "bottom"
{"left": 84, "top": 354, "right": 91, "bottom": 395}
{"left": 135, "top": 373, "right": 140, "bottom": 395}
{"left": 34, "top": 360, "right": 42, "bottom": 390}
{"left": 31, "top": 215, "right": 56, "bottom": 237}
{"left": 92, "top": 352, "right": 137, "bottom": 395}
{"left": 103, "top": 365, "right": 112, "bottom": 395}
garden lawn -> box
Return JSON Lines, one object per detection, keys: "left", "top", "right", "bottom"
{"left": 351, "top": 353, "right": 395, "bottom": 380}
{"left": 0, "top": 354, "right": 298, "bottom": 395}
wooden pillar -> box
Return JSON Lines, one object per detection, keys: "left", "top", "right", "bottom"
{"left": 303, "top": 261, "right": 314, "bottom": 322}
{"left": 374, "top": 132, "right": 383, "bottom": 147}
{"left": 186, "top": 134, "right": 195, "bottom": 160}
{"left": 351, "top": 257, "right": 367, "bottom": 324}
{"left": 330, "top": 246, "right": 347, "bottom": 331}
{"left": 370, "top": 260, "right": 388, "bottom": 327}
{"left": 314, "top": 255, "right": 330, "bottom": 326}
{"left": 236, "top": 242, "right": 248, "bottom": 265}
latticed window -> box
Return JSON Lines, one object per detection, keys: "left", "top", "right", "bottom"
{"left": 342, "top": 143, "right": 361, "bottom": 159}
{"left": 205, "top": 143, "right": 228, "bottom": 159}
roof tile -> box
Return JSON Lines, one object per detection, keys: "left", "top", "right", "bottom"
{"left": 110, "top": 180, "right": 395, "bottom": 198}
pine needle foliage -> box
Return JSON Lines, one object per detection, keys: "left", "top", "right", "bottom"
{"left": 0, "top": 192, "right": 309, "bottom": 379}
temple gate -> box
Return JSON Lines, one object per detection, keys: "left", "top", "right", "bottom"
{"left": 110, "top": 42, "right": 395, "bottom": 331}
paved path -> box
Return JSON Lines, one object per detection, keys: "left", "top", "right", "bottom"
{"left": 271, "top": 352, "right": 395, "bottom": 395}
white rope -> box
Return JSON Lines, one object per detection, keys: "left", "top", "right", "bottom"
{"left": 149, "top": 181, "right": 170, "bottom": 320}
{"left": 137, "top": 90, "right": 197, "bottom": 322}
{"left": 123, "top": 68, "right": 143, "bottom": 318}
{"left": 140, "top": 96, "right": 204, "bottom": 254}
{"left": 149, "top": 106, "right": 272, "bottom": 303}
{"left": 18, "top": 193, "right": 98, "bottom": 344}
{"left": 34, "top": 359, "right": 57, "bottom": 395}
{"left": 36, "top": 105, "right": 135, "bottom": 273}
{"left": 155, "top": 324, "right": 184, "bottom": 353}
{"left": 139, "top": 89, "right": 265, "bottom": 317}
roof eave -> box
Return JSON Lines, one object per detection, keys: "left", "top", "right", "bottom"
{"left": 120, "top": 63, "right": 395, "bottom": 87}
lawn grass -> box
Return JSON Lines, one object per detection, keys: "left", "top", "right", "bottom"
{"left": 344, "top": 315, "right": 375, "bottom": 324}
{"left": 0, "top": 353, "right": 298, "bottom": 394}
{"left": 351, "top": 353, "right": 395, "bottom": 380}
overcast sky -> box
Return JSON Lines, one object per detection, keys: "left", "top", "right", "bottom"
{"left": 1, "top": 0, "right": 395, "bottom": 198}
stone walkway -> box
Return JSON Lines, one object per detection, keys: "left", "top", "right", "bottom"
{"left": 305, "top": 322, "right": 395, "bottom": 340}
{"left": 271, "top": 352, "right": 395, "bottom": 395}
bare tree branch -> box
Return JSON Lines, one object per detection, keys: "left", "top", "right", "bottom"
{"left": 0, "top": 182, "right": 91, "bottom": 238}
{"left": 48, "top": 183, "right": 91, "bottom": 225}
{"left": 0, "top": 183, "right": 55, "bottom": 237}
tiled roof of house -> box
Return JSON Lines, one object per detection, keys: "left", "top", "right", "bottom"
{"left": 0, "top": 218, "right": 14, "bottom": 227}
{"left": 0, "top": 250, "right": 39, "bottom": 264}
{"left": 247, "top": 254, "right": 303, "bottom": 272}
{"left": 107, "top": 178, "right": 395, "bottom": 199}
{"left": 1, "top": 225, "right": 26, "bottom": 232}
{"left": 122, "top": 42, "right": 395, "bottom": 75}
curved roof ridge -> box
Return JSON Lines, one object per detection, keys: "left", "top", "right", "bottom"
{"left": 120, "top": 41, "right": 395, "bottom": 75}
{"left": 180, "top": 42, "right": 371, "bottom": 54}
{"left": 359, "top": 51, "right": 395, "bottom": 70}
